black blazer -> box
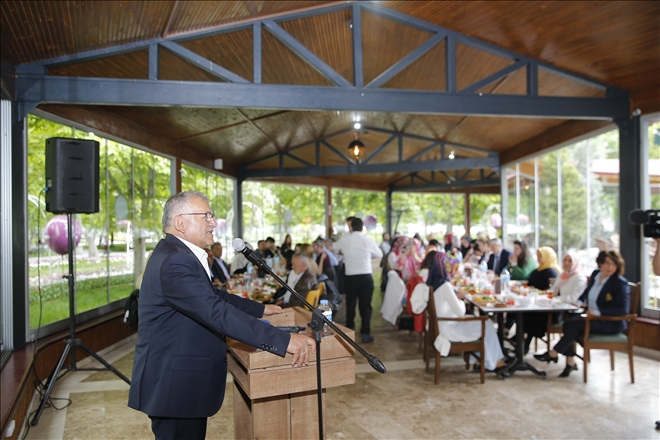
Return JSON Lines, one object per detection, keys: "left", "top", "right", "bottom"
{"left": 487, "top": 249, "right": 511, "bottom": 275}
{"left": 211, "top": 258, "right": 231, "bottom": 283}
{"left": 128, "top": 234, "right": 290, "bottom": 418}
{"left": 578, "top": 274, "right": 630, "bottom": 333}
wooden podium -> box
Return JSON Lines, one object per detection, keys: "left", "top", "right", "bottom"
{"left": 228, "top": 307, "right": 355, "bottom": 440}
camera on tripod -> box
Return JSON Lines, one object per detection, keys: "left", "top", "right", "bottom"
{"left": 629, "top": 209, "right": 660, "bottom": 239}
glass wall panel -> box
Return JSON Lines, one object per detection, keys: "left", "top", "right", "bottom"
{"left": 391, "top": 192, "right": 465, "bottom": 243}
{"left": 537, "top": 150, "right": 559, "bottom": 253}
{"left": 332, "top": 188, "right": 385, "bottom": 242}
{"left": 27, "top": 115, "right": 171, "bottom": 328}
{"left": 468, "top": 194, "right": 501, "bottom": 239}
{"left": 644, "top": 118, "right": 660, "bottom": 313}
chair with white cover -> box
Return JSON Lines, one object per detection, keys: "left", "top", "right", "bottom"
{"left": 381, "top": 270, "right": 406, "bottom": 326}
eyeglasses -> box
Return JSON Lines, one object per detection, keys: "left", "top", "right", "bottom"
{"left": 179, "top": 212, "right": 215, "bottom": 222}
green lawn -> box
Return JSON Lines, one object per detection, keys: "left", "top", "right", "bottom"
{"left": 30, "top": 283, "right": 134, "bottom": 329}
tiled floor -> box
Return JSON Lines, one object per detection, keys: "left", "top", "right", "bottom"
{"left": 21, "top": 294, "right": 660, "bottom": 440}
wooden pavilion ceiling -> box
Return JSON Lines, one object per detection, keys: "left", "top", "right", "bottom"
{"left": 2, "top": 1, "right": 659, "bottom": 192}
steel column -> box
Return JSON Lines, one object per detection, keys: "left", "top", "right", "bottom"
{"left": 11, "top": 104, "right": 28, "bottom": 348}
{"left": 616, "top": 117, "right": 642, "bottom": 284}
{"left": 234, "top": 178, "right": 244, "bottom": 239}
{"left": 386, "top": 188, "right": 393, "bottom": 237}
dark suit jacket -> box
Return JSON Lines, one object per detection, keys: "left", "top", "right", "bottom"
{"left": 578, "top": 274, "right": 630, "bottom": 333}
{"left": 211, "top": 258, "right": 231, "bottom": 283}
{"left": 128, "top": 234, "right": 290, "bottom": 418}
{"left": 487, "top": 249, "right": 511, "bottom": 275}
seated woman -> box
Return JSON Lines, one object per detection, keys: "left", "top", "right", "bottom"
{"left": 528, "top": 246, "right": 561, "bottom": 290}
{"left": 506, "top": 240, "right": 537, "bottom": 280}
{"left": 459, "top": 235, "right": 472, "bottom": 259}
{"left": 535, "top": 251, "right": 630, "bottom": 377}
{"left": 521, "top": 246, "right": 562, "bottom": 354}
{"left": 476, "top": 235, "right": 491, "bottom": 265}
{"left": 426, "top": 252, "right": 510, "bottom": 372}
{"left": 550, "top": 250, "right": 587, "bottom": 304}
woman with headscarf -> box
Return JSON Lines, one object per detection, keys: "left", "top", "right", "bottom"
{"left": 550, "top": 251, "right": 587, "bottom": 304}
{"left": 425, "top": 251, "right": 509, "bottom": 372}
{"left": 528, "top": 246, "right": 562, "bottom": 290}
{"left": 519, "top": 246, "right": 562, "bottom": 354}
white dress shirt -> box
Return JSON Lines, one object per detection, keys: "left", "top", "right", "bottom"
{"left": 334, "top": 231, "right": 383, "bottom": 276}
{"left": 173, "top": 235, "right": 212, "bottom": 281}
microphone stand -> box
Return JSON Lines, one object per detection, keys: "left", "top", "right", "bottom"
{"left": 240, "top": 246, "right": 386, "bottom": 440}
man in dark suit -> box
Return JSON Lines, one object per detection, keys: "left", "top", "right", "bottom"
{"left": 128, "top": 191, "right": 314, "bottom": 440}
{"left": 487, "top": 238, "right": 511, "bottom": 275}
{"left": 210, "top": 242, "right": 231, "bottom": 285}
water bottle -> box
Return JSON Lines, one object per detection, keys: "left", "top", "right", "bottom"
{"left": 500, "top": 268, "right": 511, "bottom": 293}
{"left": 318, "top": 299, "right": 334, "bottom": 337}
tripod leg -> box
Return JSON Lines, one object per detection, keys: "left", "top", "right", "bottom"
{"left": 31, "top": 342, "right": 72, "bottom": 426}
{"left": 77, "top": 341, "right": 131, "bottom": 385}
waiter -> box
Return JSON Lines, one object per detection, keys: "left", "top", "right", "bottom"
{"left": 334, "top": 217, "right": 383, "bottom": 343}
{"left": 128, "top": 191, "right": 314, "bottom": 439}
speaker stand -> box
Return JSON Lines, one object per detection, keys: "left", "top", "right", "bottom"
{"left": 30, "top": 213, "right": 131, "bottom": 426}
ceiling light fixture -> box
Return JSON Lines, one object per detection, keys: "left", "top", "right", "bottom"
{"left": 348, "top": 132, "right": 365, "bottom": 163}
{"left": 448, "top": 150, "right": 455, "bottom": 160}
{"left": 354, "top": 122, "right": 361, "bottom": 129}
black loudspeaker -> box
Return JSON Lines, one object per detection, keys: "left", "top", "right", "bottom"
{"left": 45, "top": 137, "right": 100, "bottom": 214}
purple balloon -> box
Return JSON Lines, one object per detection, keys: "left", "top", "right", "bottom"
{"left": 364, "top": 215, "right": 377, "bottom": 231}
{"left": 214, "top": 218, "right": 227, "bottom": 236}
{"left": 45, "top": 215, "right": 82, "bottom": 255}
{"left": 490, "top": 213, "right": 502, "bottom": 229}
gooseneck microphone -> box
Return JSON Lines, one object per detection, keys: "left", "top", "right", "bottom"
{"left": 232, "top": 236, "right": 386, "bottom": 374}
{"left": 232, "top": 238, "right": 264, "bottom": 267}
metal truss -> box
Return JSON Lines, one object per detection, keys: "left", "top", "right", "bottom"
{"left": 14, "top": 2, "right": 629, "bottom": 120}
{"left": 388, "top": 169, "right": 500, "bottom": 192}
{"left": 239, "top": 126, "right": 499, "bottom": 184}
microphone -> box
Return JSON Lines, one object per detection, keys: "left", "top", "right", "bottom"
{"left": 232, "top": 238, "right": 265, "bottom": 268}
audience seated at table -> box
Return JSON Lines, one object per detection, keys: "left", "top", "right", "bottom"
{"left": 459, "top": 235, "right": 472, "bottom": 259}
{"left": 505, "top": 240, "right": 537, "bottom": 280}
{"left": 426, "top": 251, "right": 509, "bottom": 372}
{"left": 528, "top": 247, "right": 561, "bottom": 290}
{"left": 487, "top": 238, "right": 511, "bottom": 275}
{"left": 312, "top": 238, "right": 337, "bottom": 283}
{"left": 476, "top": 236, "right": 491, "bottom": 264}
{"left": 535, "top": 250, "right": 630, "bottom": 377}
{"left": 521, "top": 246, "right": 562, "bottom": 354}
{"left": 275, "top": 252, "right": 318, "bottom": 308}
{"left": 550, "top": 250, "right": 587, "bottom": 304}
{"left": 464, "top": 239, "right": 484, "bottom": 265}
{"left": 405, "top": 251, "right": 438, "bottom": 333}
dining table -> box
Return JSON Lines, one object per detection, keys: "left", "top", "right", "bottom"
{"left": 467, "top": 293, "right": 578, "bottom": 378}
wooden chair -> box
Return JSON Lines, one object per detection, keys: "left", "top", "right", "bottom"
{"left": 576, "top": 282, "right": 640, "bottom": 383}
{"left": 305, "top": 282, "right": 324, "bottom": 309}
{"left": 425, "top": 286, "right": 488, "bottom": 384}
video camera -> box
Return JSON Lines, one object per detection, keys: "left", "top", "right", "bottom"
{"left": 629, "top": 209, "right": 660, "bottom": 239}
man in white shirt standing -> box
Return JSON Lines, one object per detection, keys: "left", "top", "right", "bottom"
{"left": 334, "top": 217, "right": 383, "bottom": 343}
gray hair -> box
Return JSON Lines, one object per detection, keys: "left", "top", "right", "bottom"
{"left": 292, "top": 252, "right": 310, "bottom": 268}
{"left": 162, "top": 191, "right": 209, "bottom": 232}
{"left": 489, "top": 238, "right": 503, "bottom": 247}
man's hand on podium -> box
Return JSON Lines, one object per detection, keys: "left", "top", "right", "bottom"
{"left": 287, "top": 334, "right": 315, "bottom": 368}
{"left": 263, "top": 304, "right": 283, "bottom": 316}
